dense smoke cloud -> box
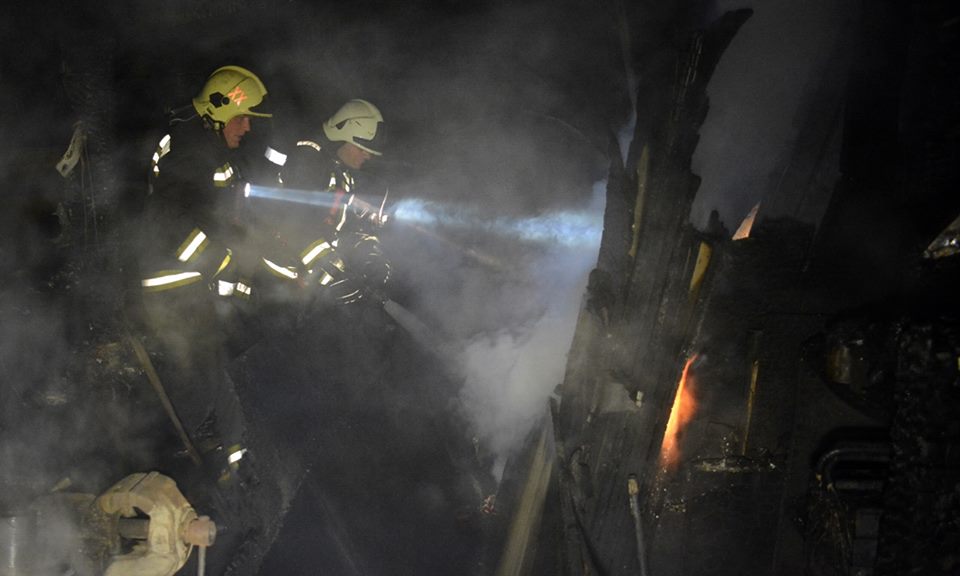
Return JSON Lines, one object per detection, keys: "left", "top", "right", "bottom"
{"left": 450, "top": 183, "right": 604, "bottom": 462}
{"left": 0, "top": 289, "right": 72, "bottom": 496}
{"left": 383, "top": 181, "right": 606, "bottom": 470}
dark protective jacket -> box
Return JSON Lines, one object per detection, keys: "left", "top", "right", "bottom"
{"left": 140, "top": 117, "right": 300, "bottom": 298}
{"left": 273, "top": 137, "right": 391, "bottom": 302}
{"left": 140, "top": 117, "right": 247, "bottom": 294}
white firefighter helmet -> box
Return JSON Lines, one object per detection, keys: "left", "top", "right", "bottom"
{"left": 192, "top": 65, "right": 272, "bottom": 131}
{"left": 323, "top": 99, "right": 384, "bottom": 156}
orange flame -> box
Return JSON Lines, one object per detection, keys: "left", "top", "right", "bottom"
{"left": 660, "top": 355, "right": 698, "bottom": 471}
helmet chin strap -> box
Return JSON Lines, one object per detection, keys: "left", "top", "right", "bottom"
{"left": 201, "top": 114, "right": 225, "bottom": 133}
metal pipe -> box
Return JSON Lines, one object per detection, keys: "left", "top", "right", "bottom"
{"left": 183, "top": 516, "right": 217, "bottom": 548}
{"left": 117, "top": 517, "right": 149, "bottom": 540}
{"left": 627, "top": 475, "right": 649, "bottom": 576}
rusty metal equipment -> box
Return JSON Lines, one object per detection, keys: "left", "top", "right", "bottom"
{"left": 97, "top": 472, "right": 216, "bottom": 576}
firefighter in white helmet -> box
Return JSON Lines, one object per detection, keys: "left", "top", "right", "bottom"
{"left": 269, "top": 99, "right": 391, "bottom": 305}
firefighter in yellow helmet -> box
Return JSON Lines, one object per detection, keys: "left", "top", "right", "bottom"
{"left": 134, "top": 66, "right": 276, "bottom": 502}
{"left": 141, "top": 65, "right": 273, "bottom": 293}
{"left": 270, "top": 99, "right": 391, "bottom": 305}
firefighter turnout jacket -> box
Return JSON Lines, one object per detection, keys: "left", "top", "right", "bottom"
{"left": 269, "top": 137, "right": 391, "bottom": 304}
{"left": 141, "top": 118, "right": 303, "bottom": 300}
{"left": 140, "top": 118, "right": 248, "bottom": 296}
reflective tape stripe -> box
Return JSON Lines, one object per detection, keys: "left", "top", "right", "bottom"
{"left": 335, "top": 202, "right": 350, "bottom": 232}
{"left": 262, "top": 258, "right": 299, "bottom": 280}
{"left": 301, "top": 240, "right": 332, "bottom": 266}
{"left": 217, "top": 280, "right": 252, "bottom": 298}
{"left": 213, "top": 163, "right": 235, "bottom": 187}
{"left": 328, "top": 174, "right": 337, "bottom": 188}
{"left": 141, "top": 271, "right": 203, "bottom": 290}
{"left": 297, "top": 140, "right": 322, "bottom": 153}
{"left": 319, "top": 271, "right": 334, "bottom": 286}
{"left": 217, "top": 280, "right": 236, "bottom": 296}
{"left": 332, "top": 194, "right": 354, "bottom": 232}
{"left": 214, "top": 167, "right": 234, "bottom": 181}
{"left": 151, "top": 133, "right": 172, "bottom": 176}
{"left": 228, "top": 447, "right": 247, "bottom": 465}
{"left": 264, "top": 146, "right": 287, "bottom": 166}
{"left": 176, "top": 229, "right": 208, "bottom": 262}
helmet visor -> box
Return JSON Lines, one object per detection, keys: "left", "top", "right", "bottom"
{"left": 244, "top": 93, "right": 273, "bottom": 118}
{"left": 353, "top": 121, "right": 385, "bottom": 156}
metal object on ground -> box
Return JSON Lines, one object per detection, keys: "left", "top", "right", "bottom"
{"left": 97, "top": 472, "right": 213, "bottom": 576}
{"left": 0, "top": 514, "right": 36, "bottom": 575}
{"left": 183, "top": 516, "right": 216, "bottom": 548}
{"left": 627, "top": 474, "right": 649, "bottom": 576}
{"left": 117, "top": 517, "right": 149, "bottom": 540}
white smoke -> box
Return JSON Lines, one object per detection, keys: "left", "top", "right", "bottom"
{"left": 457, "top": 181, "right": 604, "bottom": 464}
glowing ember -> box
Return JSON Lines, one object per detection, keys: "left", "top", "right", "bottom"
{"left": 660, "top": 355, "right": 698, "bottom": 471}
{"left": 732, "top": 202, "right": 760, "bottom": 240}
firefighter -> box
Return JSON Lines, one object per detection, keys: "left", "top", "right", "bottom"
{"left": 135, "top": 65, "right": 275, "bottom": 488}
{"left": 273, "top": 99, "right": 392, "bottom": 306}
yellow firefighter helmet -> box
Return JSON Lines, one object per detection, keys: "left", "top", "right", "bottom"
{"left": 192, "top": 65, "right": 272, "bottom": 130}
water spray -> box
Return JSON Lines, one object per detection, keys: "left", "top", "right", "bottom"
{"left": 243, "top": 184, "right": 602, "bottom": 249}
{"left": 391, "top": 198, "right": 602, "bottom": 248}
